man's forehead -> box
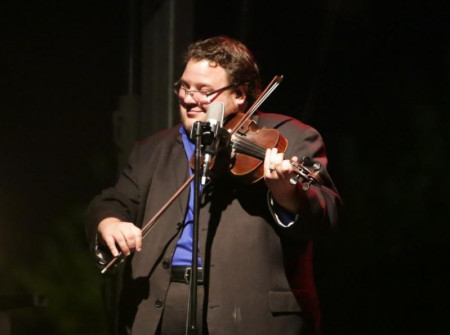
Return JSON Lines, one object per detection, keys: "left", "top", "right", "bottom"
{"left": 188, "top": 58, "right": 220, "bottom": 67}
{"left": 181, "top": 59, "right": 229, "bottom": 86}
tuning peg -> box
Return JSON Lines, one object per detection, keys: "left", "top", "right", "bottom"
{"left": 302, "top": 181, "right": 312, "bottom": 191}
{"left": 290, "top": 174, "right": 301, "bottom": 185}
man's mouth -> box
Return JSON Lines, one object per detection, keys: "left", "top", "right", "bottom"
{"left": 186, "top": 108, "right": 204, "bottom": 116}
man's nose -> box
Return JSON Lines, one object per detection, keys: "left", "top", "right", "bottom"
{"left": 183, "top": 91, "right": 198, "bottom": 104}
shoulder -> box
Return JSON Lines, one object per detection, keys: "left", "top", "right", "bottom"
{"left": 255, "top": 111, "right": 318, "bottom": 136}
{"left": 124, "top": 125, "right": 182, "bottom": 166}
{"left": 255, "top": 112, "right": 325, "bottom": 156}
{"left": 135, "top": 124, "right": 182, "bottom": 152}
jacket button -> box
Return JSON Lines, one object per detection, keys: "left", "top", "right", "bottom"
{"left": 162, "top": 260, "right": 170, "bottom": 269}
{"left": 155, "top": 299, "right": 164, "bottom": 308}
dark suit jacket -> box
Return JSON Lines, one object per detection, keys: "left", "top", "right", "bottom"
{"left": 86, "top": 112, "right": 340, "bottom": 335}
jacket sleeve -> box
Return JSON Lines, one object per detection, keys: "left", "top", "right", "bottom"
{"left": 271, "top": 117, "right": 342, "bottom": 239}
{"left": 85, "top": 142, "right": 143, "bottom": 263}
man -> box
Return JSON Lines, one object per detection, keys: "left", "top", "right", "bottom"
{"left": 86, "top": 36, "right": 340, "bottom": 335}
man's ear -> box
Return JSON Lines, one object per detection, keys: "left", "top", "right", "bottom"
{"left": 234, "top": 86, "right": 247, "bottom": 107}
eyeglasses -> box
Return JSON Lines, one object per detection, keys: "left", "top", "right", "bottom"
{"left": 173, "top": 81, "right": 235, "bottom": 104}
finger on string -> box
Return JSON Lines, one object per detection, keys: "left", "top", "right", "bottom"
{"left": 264, "top": 148, "right": 271, "bottom": 173}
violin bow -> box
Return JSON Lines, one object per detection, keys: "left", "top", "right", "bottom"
{"left": 228, "top": 75, "right": 283, "bottom": 134}
{"left": 100, "top": 75, "right": 284, "bottom": 274}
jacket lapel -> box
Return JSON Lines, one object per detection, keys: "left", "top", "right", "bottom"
{"left": 172, "top": 131, "right": 191, "bottom": 219}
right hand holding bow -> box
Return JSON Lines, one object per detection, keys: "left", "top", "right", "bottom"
{"left": 98, "top": 217, "right": 142, "bottom": 257}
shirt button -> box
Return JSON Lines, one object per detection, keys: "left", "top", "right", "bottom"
{"left": 155, "top": 299, "right": 164, "bottom": 308}
{"left": 162, "top": 260, "right": 170, "bottom": 269}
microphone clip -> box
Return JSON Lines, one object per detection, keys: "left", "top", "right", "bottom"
{"left": 189, "top": 121, "right": 216, "bottom": 147}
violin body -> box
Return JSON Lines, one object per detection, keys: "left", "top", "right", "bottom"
{"left": 224, "top": 113, "right": 288, "bottom": 184}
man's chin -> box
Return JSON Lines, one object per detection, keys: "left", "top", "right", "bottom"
{"left": 182, "top": 116, "right": 205, "bottom": 132}
{"left": 181, "top": 119, "right": 196, "bottom": 133}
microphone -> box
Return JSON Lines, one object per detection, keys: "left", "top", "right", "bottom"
{"left": 201, "top": 102, "right": 225, "bottom": 185}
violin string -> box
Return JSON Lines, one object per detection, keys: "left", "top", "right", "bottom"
{"left": 233, "top": 135, "right": 313, "bottom": 176}
{"left": 232, "top": 135, "right": 267, "bottom": 159}
{"left": 232, "top": 141, "right": 263, "bottom": 157}
{"left": 235, "top": 136, "right": 270, "bottom": 157}
{"left": 233, "top": 143, "right": 264, "bottom": 159}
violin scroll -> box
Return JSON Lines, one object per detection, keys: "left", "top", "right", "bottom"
{"left": 290, "top": 156, "right": 322, "bottom": 190}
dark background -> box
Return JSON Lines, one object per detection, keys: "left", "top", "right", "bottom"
{"left": 1, "top": 1, "right": 449, "bottom": 334}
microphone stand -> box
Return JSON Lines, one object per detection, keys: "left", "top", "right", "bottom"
{"left": 186, "top": 121, "right": 208, "bottom": 335}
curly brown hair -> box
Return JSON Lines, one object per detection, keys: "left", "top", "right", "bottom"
{"left": 184, "top": 36, "right": 262, "bottom": 105}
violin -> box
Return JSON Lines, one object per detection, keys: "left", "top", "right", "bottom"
{"left": 220, "top": 112, "right": 322, "bottom": 190}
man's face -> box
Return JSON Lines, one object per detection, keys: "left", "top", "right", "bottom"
{"left": 177, "top": 59, "right": 245, "bottom": 132}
